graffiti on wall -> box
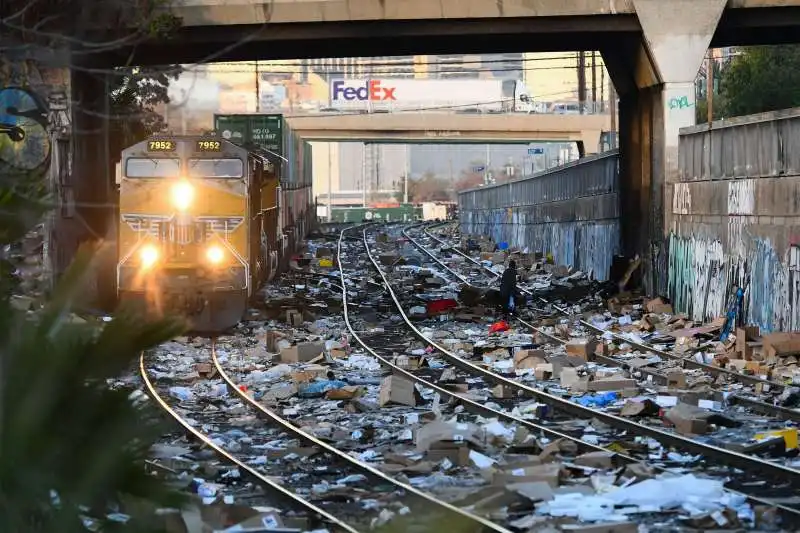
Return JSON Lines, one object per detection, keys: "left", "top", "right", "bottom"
{"left": 672, "top": 182, "right": 692, "bottom": 215}
{"left": 727, "top": 179, "right": 755, "bottom": 215}
{"left": 0, "top": 87, "right": 51, "bottom": 173}
{"left": 669, "top": 232, "right": 800, "bottom": 333}
{"left": 0, "top": 58, "right": 70, "bottom": 177}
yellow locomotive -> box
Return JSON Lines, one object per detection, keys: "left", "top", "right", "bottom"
{"left": 116, "top": 135, "right": 280, "bottom": 331}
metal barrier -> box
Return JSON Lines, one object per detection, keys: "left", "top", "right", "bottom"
{"left": 458, "top": 150, "right": 620, "bottom": 280}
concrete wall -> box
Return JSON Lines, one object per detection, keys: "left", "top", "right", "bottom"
{"left": 670, "top": 109, "right": 800, "bottom": 332}
{"left": 458, "top": 151, "right": 620, "bottom": 280}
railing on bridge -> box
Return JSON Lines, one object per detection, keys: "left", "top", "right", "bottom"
{"left": 458, "top": 150, "right": 620, "bottom": 280}
{"left": 312, "top": 100, "right": 609, "bottom": 115}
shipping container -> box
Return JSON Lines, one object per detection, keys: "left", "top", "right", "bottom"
{"left": 213, "top": 113, "right": 283, "bottom": 156}
{"left": 328, "top": 79, "right": 531, "bottom": 113}
{"left": 328, "top": 205, "right": 422, "bottom": 223}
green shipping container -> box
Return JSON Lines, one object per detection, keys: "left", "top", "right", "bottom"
{"left": 213, "top": 114, "right": 250, "bottom": 146}
{"left": 249, "top": 114, "right": 282, "bottom": 154}
{"left": 213, "top": 114, "right": 283, "bottom": 156}
{"left": 328, "top": 206, "right": 422, "bottom": 223}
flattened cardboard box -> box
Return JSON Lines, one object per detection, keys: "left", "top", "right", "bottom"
{"left": 279, "top": 342, "right": 325, "bottom": 363}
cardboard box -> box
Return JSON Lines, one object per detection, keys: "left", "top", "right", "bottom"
{"left": 645, "top": 297, "right": 674, "bottom": 314}
{"left": 514, "top": 349, "right": 547, "bottom": 370}
{"left": 279, "top": 342, "right": 325, "bottom": 363}
{"left": 379, "top": 375, "right": 417, "bottom": 407}
{"left": 736, "top": 326, "right": 760, "bottom": 359}
{"left": 763, "top": 332, "right": 800, "bottom": 357}
{"left": 491, "top": 384, "right": 516, "bottom": 399}
{"left": 285, "top": 309, "right": 303, "bottom": 327}
{"left": 566, "top": 339, "right": 598, "bottom": 361}
{"left": 534, "top": 363, "right": 554, "bottom": 380}
{"left": 587, "top": 377, "right": 636, "bottom": 391}
{"left": 426, "top": 445, "right": 471, "bottom": 467}
{"left": 666, "top": 371, "right": 687, "bottom": 389}
{"left": 492, "top": 462, "right": 561, "bottom": 487}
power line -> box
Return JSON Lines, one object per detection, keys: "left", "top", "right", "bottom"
{"left": 188, "top": 63, "right": 608, "bottom": 77}
{"left": 192, "top": 52, "right": 598, "bottom": 72}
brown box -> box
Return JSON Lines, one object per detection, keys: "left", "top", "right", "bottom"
{"left": 566, "top": 339, "right": 598, "bottom": 361}
{"left": 379, "top": 375, "right": 417, "bottom": 407}
{"left": 492, "top": 462, "right": 561, "bottom": 487}
{"left": 279, "top": 342, "right": 325, "bottom": 363}
{"left": 763, "top": 332, "right": 800, "bottom": 357}
{"left": 285, "top": 309, "right": 303, "bottom": 327}
{"left": 587, "top": 378, "right": 636, "bottom": 392}
{"left": 514, "top": 349, "right": 547, "bottom": 370}
{"left": 666, "top": 371, "right": 687, "bottom": 389}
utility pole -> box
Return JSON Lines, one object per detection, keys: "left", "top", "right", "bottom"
{"left": 255, "top": 61, "right": 260, "bottom": 113}
{"left": 706, "top": 53, "right": 714, "bottom": 124}
{"left": 484, "top": 144, "right": 491, "bottom": 185}
{"left": 590, "top": 51, "right": 597, "bottom": 112}
{"left": 326, "top": 143, "right": 332, "bottom": 222}
{"left": 361, "top": 143, "right": 367, "bottom": 207}
{"left": 609, "top": 82, "right": 617, "bottom": 149}
{"left": 577, "top": 51, "right": 587, "bottom": 114}
{"left": 403, "top": 144, "right": 409, "bottom": 204}
{"left": 600, "top": 67, "right": 605, "bottom": 112}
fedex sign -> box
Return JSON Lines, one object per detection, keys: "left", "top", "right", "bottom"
{"left": 331, "top": 80, "right": 397, "bottom": 102}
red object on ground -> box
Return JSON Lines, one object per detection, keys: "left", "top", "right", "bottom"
{"left": 239, "top": 385, "right": 248, "bottom": 392}
{"left": 426, "top": 298, "right": 458, "bottom": 315}
{"left": 489, "top": 321, "right": 510, "bottom": 333}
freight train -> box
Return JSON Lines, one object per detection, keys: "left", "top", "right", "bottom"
{"left": 116, "top": 134, "right": 312, "bottom": 331}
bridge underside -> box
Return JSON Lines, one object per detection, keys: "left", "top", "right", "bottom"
{"left": 96, "top": 8, "right": 800, "bottom": 66}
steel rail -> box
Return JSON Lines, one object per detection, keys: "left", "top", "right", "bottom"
{"left": 420, "top": 225, "right": 792, "bottom": 396}
{"left": 335, "top": 227, "right": 651, "bottom": 460}
{"left": 399, "top": 225, "right": 800, "bottom": 517}
{"left": 404, "top": 222, "right": 800, "bottom": 422}
{"left": 373, "top": 227, "right": 800, "bottom": 487}
{"left": 138, "top": 352, "right": 359, "bottom": 533}
{"left": 210, "top": 341, "right": 510, "bottom": 533}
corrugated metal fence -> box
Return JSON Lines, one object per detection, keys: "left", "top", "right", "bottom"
{"left": 670, "top": 109, "right": 800, "bottom": 332}
{"left": 458, "top": 151, "right": 620, "bottom": 280}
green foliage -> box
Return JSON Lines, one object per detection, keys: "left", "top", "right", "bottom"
{"left": 715, "top": 45, "right": 800, "bottom": 118}
{"left": 109, "top": 66, "right": 182, "bottom": 158}
{"left": 0, "top": 0, "right": 181, "bottom": 48}
{"left": 0, "top": 252, "right": 189, "bottom": 531}
{"left": 0, "top": 202, "right": 190, "bottom": 532}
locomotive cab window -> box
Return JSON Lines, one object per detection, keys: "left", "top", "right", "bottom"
{"left": 188, "top": 158, "right": 244, "bottom": 178}
{"left": 125, "top": 158, "right": 181, "bottom": 178}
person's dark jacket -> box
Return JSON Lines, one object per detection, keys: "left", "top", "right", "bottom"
{"left": 499, "top": 266, "right": 517, "bottom": 300}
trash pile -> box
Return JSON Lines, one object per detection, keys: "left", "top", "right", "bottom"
{"left": 134, "top": 229, "right": 794, "bottom": 532}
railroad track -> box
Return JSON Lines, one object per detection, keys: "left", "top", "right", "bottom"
{"left": 417, "top": 222, "right": 799, "bottom": 419}
{"left": 358, "top": 223, "right": 800, "bottom": 523}
{"left": 136, "top": 221, "right": 800, "bottom": 531}
{"left": 138, "top": 254, "right": 508, "bottom": 533}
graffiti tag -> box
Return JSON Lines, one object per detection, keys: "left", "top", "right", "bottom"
{"left": 668, "top": 95, "right": 693, "bottom": 111}
{"left": 0, "top": 87, "right": 51, "bottom": 173}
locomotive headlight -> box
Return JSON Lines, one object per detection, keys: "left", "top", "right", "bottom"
{"left": 171, "top": 181, "right": 194, "bottom": 211}
{"left": 140, "top": 245, "right": 159, "bottom": 269}
{"left": 206, "top": 245, "right": 224, "bottom": 265}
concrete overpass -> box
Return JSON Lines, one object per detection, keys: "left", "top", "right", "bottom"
{"left": 95, "top": 0, "right": 800, "bottom": 65}
{"left": 284, "top": 113, "right": 610, "bottom": 155}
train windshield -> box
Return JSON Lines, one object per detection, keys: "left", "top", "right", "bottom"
{"left": 188, "top": 158, "right": 244, "bottom": 178}
{"left": 125, "top": 158, "right": 181, "bottom": 178}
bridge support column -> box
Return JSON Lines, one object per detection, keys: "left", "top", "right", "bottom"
{"left": 603, "top": 0, "right": 726, "bottom": 295}
{"left": 62, "top": 65, "right": 115, "bottom": 307}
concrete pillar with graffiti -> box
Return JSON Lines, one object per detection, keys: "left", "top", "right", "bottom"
{"left": 0, "top": 58, "right": 71, "bottom": 290}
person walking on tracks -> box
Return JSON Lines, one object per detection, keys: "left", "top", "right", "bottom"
{"left": 499, "top": 259, "right": 519, "bottom": 318}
